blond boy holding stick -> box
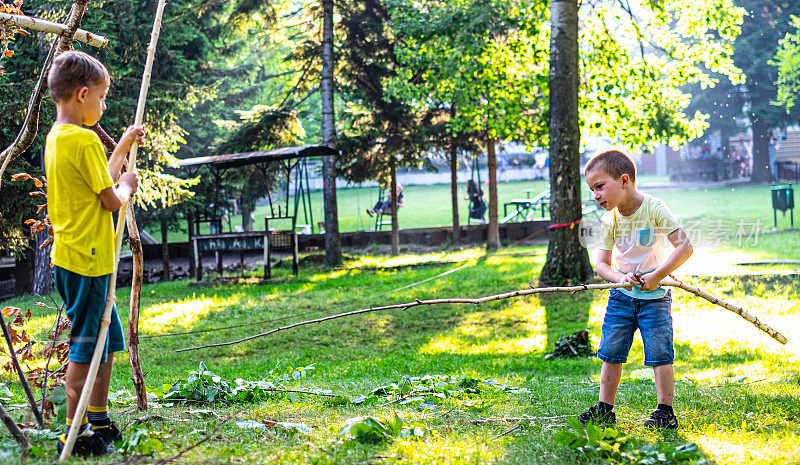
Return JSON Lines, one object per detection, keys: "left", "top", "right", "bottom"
{"left": 46, "top": 51, "right": 143, "bottom": 456}
{"left": 579, "top": 150, "right": 693, "bottom": 429}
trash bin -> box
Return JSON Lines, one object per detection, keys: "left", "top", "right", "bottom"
{"left": 771, "top": 184, "right": 794, "bottom": 228}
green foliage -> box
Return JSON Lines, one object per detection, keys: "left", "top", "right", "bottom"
{"left": 334, "top": 0, "right": 440, "bottom": 185}
{"left": 338, "top": 414, "right": 430, "bottom": 444}
{"left": 164, "top": 361, "right": 314, "bottom": 403}
{"left": 555, "top": 417, "right": 708, "bottom": 464}
{"left": 389, "top": 0, "right": 745, "bottom": 150}
{"left": 733, "top": 0, "right": 800, "bottom": 124}
{"left": 0, "top": 159, "right": 43, "bottom": 257}
{"left": 354, "top": 373, "right": 527, "bottom": 411}
{"left": 116, "top": 424, "right": 167, "bottom": 456}
{"left": 388, "top": 0, "right": 548, "bottom": 145}
{"left": 774, "top": 15, "right": 800, "bottom": 111}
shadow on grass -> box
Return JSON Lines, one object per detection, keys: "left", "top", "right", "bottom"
{"left": 539, "top": 291, "right": 594, "bottom": 354}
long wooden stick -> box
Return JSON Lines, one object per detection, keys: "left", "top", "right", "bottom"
{"left": 125, "top": 205, "right": 148, "bottom": 411}
{"left": 0, "top": 313, "right": 45, "bottom": 428}
{"left": 59, "top": 0, "right": 167, "bottom": 460}
{"left": 176, "top": 279, "right": 788, "bottom": 353}
{"left": 661, "top": 276, "right": 788, "bottom": 345}
{"left": 0, "top": 402, "right": 27, "bottom": 450}
{"left": 0, "top": 12, "right": 108, "bottom": 48}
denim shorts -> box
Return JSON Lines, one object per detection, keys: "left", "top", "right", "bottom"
{"left": 597, "top": 288, "right": 674, "bottom": 366}
{"left": 54, "top": 266, "right": 126, "bottom": 364}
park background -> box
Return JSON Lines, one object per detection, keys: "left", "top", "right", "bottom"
{"left": 0, "top": 0, "right": 799, "bottom": 464}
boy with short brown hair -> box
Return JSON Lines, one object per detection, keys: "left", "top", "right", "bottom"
{"left": 579, "top": 150, "right": 693, "bottom": 429}
{"left": 46, "top": 50, "right": 143, "bottom": 456}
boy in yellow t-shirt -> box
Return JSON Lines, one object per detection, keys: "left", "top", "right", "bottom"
{"left": 45, "top": 51, "right": 143, "bottom": 456}
{"left": 579, "top": 150, "right": 693, "bottom": 429}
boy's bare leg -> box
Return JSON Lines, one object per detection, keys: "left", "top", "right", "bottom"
{"left": 653, "top": 364, "right": 674, "bottom": 406}
{"left": 598, "top": 361, "right": 623, "bottom": 404}
{"left": 65, "top": 355, "right": 114, "bottom": 420}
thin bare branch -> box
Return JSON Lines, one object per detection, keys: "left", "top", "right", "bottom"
{"left": 177, "top": 278, "right": 788, "bottom": 353}
{"left": 0, "top": 0, "right": 91, "bottom": 190}
{"left": 0, "top": 12, "right": 108, "bottom": 48}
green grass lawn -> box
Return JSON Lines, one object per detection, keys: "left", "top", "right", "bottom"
{"left": 2, "top": 245, "right": 799, "bottom": 464}
{"left": 159, "top": 177, "right": 799, "bottom": 260}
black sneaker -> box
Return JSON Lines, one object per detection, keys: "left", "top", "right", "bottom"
{"left": 56, "top": 430, "right": 108, "bottom": 457}
{"left": 577, "top": 404, "right": 616, "bottom": 425}
{"left": 92, "top": 420, "right": 123, "bottom": 445}
{"left": 644, "top": 408, "right": 679, "bottom": 429}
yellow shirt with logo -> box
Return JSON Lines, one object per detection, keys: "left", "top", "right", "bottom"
{"left": 45, "top": 124, "right": 115, "bottom": 277}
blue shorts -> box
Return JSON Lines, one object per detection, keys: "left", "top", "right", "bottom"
{"left": 597, "top": 288, "right": 674, "bottom": 366}
{"left": 54, "top": 266, "right": 125, "bottom": 364}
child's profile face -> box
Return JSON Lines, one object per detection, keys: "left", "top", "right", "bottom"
{"left": 79, "top": 78, "right": 109, "bottom": 126}
{"left": 585, "top": 168, "right": 629, "bottom": 211}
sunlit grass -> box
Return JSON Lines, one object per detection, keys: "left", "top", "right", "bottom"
{"left": 3, "top": 244, "right": 799, "bottom": 464}
{"left": 139, "top": 296, "right": 227, "bottom": 334}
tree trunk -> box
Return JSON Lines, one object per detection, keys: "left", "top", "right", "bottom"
{"left": 13, "top": 243, "right": 33, "bottom": 296}
{"left": 187, "top": 209, "right": 195, "bottom": 278}
{"left": 539, "top": 0, "right": 592, "bottom": 285}
{"left": 750, "top": 116, "right": 774, "bottom": 183}
{"left": 160, "top": 218, "right": 170, "bottom": 281}
{"left": 241, "top": 200, "right": 254, "bottom": 232}
{"left": 486, "top": 138, "right": 500, "bottom": 249}
{"left": 32, "top": 229, "right": 53, "bottom": 295}
{"left": 321, "top": 0, "right": 342, "bottom": 266}
{"left": 125, "top": 206, "right": 147, "bottom": 411}
{"left": 390, "top": 162, "right": 399, "bottom": 255}
{"left": 450, "top": 107, "right": 460, "bottom": 243}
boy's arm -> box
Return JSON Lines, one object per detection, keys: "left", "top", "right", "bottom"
{"left": 99, "top": 171, "right": 139, "bottom": 212}
{"left": 640, "top": 228, "right": 693, "bottom": 290}
{"left": 595, "top": 249, "right": 644, "bottom": 289}
{"left": 107, "top": 126, "right": 145, "bottom": 180}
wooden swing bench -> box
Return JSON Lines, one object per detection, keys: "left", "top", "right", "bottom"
{"left": 190, "top": 217, "right": 298, "bottom": 281}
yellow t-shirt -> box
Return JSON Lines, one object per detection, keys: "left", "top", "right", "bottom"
{"left": 45, "top": 124, "right": 115, "bottom": 277}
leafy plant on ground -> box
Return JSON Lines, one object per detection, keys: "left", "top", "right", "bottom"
{"left": 116, "top": 424, "right": 168, "bottom": 456}
{"left": 555, "top": 417, "right": 709, "bottom": 464}
{"left": 338, "top": 414, "right": 430, "bottom": 444}
{"left": 355, "top": 374, "right": 528, "bottom": 410}
{"left": 164, "top": 362, "right": 314, "bottom": 403}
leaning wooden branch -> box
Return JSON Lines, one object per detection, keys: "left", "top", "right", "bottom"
{"left": 0, "top": 313, "right": 45, "bottom": 428}
{"left": 0, "top": 402, "right": 27, "bottom": 450}
{"left": 0, "top": 12, "right": 108, "bottom": 48}
{"left": 90, "top": 124, "right": 148, "bottom": 411}
{"left": 0, "top": 0, "right": 90, "bottom": 190}
{"left": 177, "top": 279, "right": 788, "bottom": 353}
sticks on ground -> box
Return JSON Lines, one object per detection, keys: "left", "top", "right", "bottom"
{"left": 177, "top": 279, "right": 788, "bottom": 353}
{"left": 0, "top": 402, "right": 27, "bottom": 449}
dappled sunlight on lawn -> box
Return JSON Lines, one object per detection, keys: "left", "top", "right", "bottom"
{"left": 419, "top": 299, "right": 549, "bottom": 355}
{"left": 672, "top": 294, "right": 800, "bottom": 364}
{"left": 680, "top": 246, "right": 764, "bottom": 276}
{"left": 140, "top": 295, "right": 235, "bottom": 334}
{"left": 307, "top": 268, "right": 352, "bottom": 282}
{"left": 684, "top": 427, "right": 800, "bottom": 465}
{"left": 350, "top": 248, "right": 483, "bottom": 269}
{"left": 389, "top": 436, "right": 501, "bottom": 464}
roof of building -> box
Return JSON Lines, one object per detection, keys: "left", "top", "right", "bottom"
{"left": 177, "top": 145, "right": 338, "bottom": 169}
